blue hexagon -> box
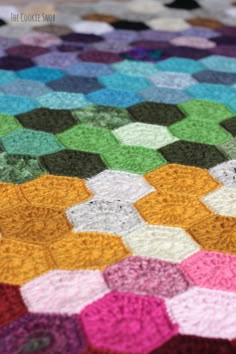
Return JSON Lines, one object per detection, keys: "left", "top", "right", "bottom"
{"left": 1, "top": 79, "right": 51, "bottom": 98}
{"left": 98, "top": 72, "right": 150, "bottom": 92}
{"left": 17, "top": 66, "right": 65, "bottom": 83}
{"left": 0, "top": 70, "right": 17, "bottom": 85}
{"left": 186, "top": 84, "right": 236, "bottom": 105}
{"left": 87, "top": 88, "right": 143, "bottom": 108}
{"left": 228, "top": 98, "right": 236, "bottom": 113}
{"left": 65, "top": 62, "right": 114, "bottom": 77}
{"left": 112, "top": 60, "right": 157, "bottom": 77}
{"left": 139, "top": 86, "right": 190, "bottom": 104}
{"left": 200, "top": 55, "right": 236, "bottom": 73}
{"left": 0, "top": 95, "right": 40, "bottom": 115}
{"left": 156, "top": 57, "right": 205, "bottom": 74}
{"left": 37, "top": 92, "right": 89, "bottom": 110}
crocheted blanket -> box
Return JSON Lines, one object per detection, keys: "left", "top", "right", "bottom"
{"left": 1, "top": 0, "right": 236, "bottom": 353}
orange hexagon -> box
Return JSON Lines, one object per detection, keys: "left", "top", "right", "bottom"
{"left": 145, "top": 164, "right": 220, "bottom": 197}
{"left": 188, "top": 215, "right": 236, "bottom": 254}
{"left": 49, "top": 232, "right": 131, "bottom": 270}
{"left": 0, "top": 205, "right": 71, "bottom": 244}
{"left": 0, "top": 182, "right": 28, "bottom": 211}
{"left": 0, "top": 239, "right": 52, "bottom": 285}
{"left": 21, "top": 174, "right": 92, "bottom": 209}
{"left": 135, "top": 191, "right": 212, "bottom": 228}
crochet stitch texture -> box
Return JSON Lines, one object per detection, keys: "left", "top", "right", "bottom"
{"left": 1, "top": 0, "right": 236, "bottom": 352}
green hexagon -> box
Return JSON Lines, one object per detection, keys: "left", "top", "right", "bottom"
{"left": 73, "top": 105, "right": 132, "bottom": 129}
{"left": 102, "top": 145, "right": 166, "bottom": 174}
{"left": 169, "top": 118, "right": 232, "bottom": 145}
{"left": 0, "top": 113, "right": 22, "bottom": 137}
{"left": 0, "top": 152, "right": 46, "bottom": 184}
{"left": 218, "top": 138, "right": 236, "bottom": 160}
{"left": 178, "top": 99, "right": 234, "bottom": 123}
{"left": 57, "top": 124, "right": 119, "bottom": 154}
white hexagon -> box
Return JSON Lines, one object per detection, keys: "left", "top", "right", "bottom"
{"left": 66, "top": 197, "right": 143, "bottom": 235}
{"left": 123, "top": 224, "right": 200, "bottom": 263}
{"left": 113, "top": 122, "right": 178, "bottom": 149}
{"left": 70, "top": 21, "right": 113, "bottom": 35}
{"left": 147, "top": 18, "right": 190, "bottom": 31}
{"left": 202, "top": 186, "right": 236, "bottom": 216}
{"left": 209, "top": 160, "right": 236, "bottom": 188}
{"left": 87, "top": 169, "right": 154, "bottom": 203}
{"left": 127, "top": 0, "right": 164, "bottom": 14}
{"left": 21, "top": 270, "right": 110, "bottom": 314}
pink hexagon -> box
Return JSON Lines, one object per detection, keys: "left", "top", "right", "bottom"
{"left": 20, "top": 31, "right": 62, "bottom": 48}
{"left": 170, "top": 36, "right": 215, "bottom": 49}
{"left": 104, "top": 256, "right": 190, "bottom": 298}
{"left": 80, "top": 291, "right": 178, "bottom": 354}
{"left": 179, "top": 251, "right": 236, "bottom": 293}
{"left": 167, "top": 287, "right": 236, "bottom": 339}
{"left": 21, "top": 270, "right": 110, "bottom": 315}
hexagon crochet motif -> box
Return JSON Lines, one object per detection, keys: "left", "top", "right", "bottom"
{"left": 104, "top": 256, "right": 190, "bottom": 298}
{"left": 67, "top": 198, "right": 142, "bottom": 235}
{"left": 80, "top": 292, "right": 178, "bottom": 353}
{"left": 21, "top": 270, "right": 110, "bottom": 315}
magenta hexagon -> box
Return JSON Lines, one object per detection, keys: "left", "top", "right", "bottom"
{"left": 80, "top": 291, "right": 178, "bottom": 354}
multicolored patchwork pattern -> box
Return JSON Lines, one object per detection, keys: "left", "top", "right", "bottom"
{"left": 1, "top": 0, "right": 236, "bottom": 353}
